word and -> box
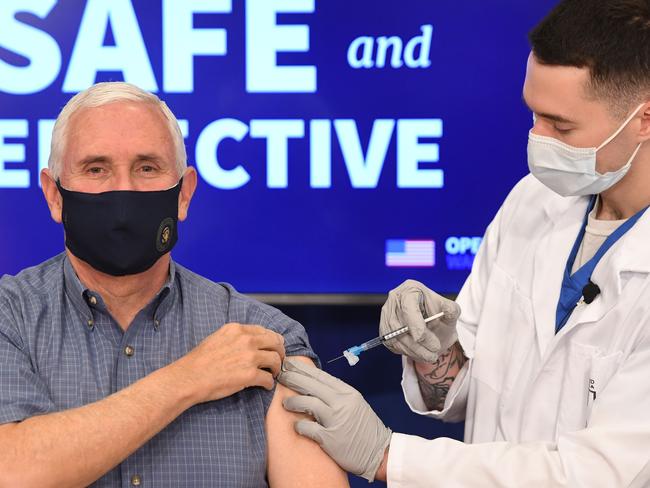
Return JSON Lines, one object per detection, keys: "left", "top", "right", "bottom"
{"left": 347, "top": 25, "right": 433, "bottom": 69}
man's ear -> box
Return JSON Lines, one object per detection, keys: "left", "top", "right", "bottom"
{"left": 178, "top": 166, "right": 197, "bottom": 222}
{"left": 41, "top": 169, "right": 63, "bottom": 224}
{"left": 639, "top": 101, "right": 650, "bottom": 142}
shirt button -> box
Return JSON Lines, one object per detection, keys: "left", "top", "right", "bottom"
{"left": 124, "top": 345, "right": 135, "bottom": 357}
{"left": 130, "top": 474, "right": 142, "bottom": 486}
{"left": 87, "top": 319, "right": 94, "bottom": 328}
{"left": 154, "top": 319, "right": 160, "bottom": 327}
{"left": 88, "top": 296, "right": 97, "bottom": 306}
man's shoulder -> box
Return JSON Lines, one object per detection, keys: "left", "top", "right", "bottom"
{"left": 502, "top": 174, "right": 555, "bottom": 212}
{"left": 0, "top": 254, "right": 65, "bottom": 302}
{"left": 173, "top": 262, "right": 292, "bottom": 326}
{"left": 494, "top": 173, "right": 571, "bottom": 234}
{"left": 0, "top": 254, "right": 65, "bottom": 343}
{"left": 173, "top": 262, "right": 318, "bottom": 362}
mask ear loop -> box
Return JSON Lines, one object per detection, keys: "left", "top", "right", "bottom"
{"left": 164, "top": 177, "right": 184, "bottom": 191}
{"left": 596, "top": 103, "right": 646, "bottom": 151}
{"left": 594, "top": 103, "right": 646, "bottom": 176}
{"left": 624, "top": 143, "right": 643, "bottom": 166}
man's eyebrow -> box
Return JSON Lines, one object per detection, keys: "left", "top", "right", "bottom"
{"left": 75, "top": 155, "right": 110, "bottom": 166}
{"left": 521, "top": 94, "right": 576, "bottom": 124}
{"left": 135, "top": 153, "right": 164, "bottom": 163}
{"left": 74, "top": 154, "right": 166, "bottom": 167}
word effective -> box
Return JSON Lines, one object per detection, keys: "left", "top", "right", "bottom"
{"left": 0, "top": 118, "right": 445, "bottom": 190}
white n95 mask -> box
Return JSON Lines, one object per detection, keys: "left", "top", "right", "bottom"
{"left": 527, "top": 103, "right": 645, "bottom": 197}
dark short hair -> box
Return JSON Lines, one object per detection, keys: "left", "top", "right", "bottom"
{"left": 529, "top": 0, "right": 650, "bottom": 117}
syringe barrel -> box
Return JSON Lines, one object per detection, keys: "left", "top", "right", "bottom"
{"left": 381, "top": 326, "right": 409, "bottom": 342}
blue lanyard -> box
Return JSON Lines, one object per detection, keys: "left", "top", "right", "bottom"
{"left": 555, "top": 197, "right": 648, "bottom": 332}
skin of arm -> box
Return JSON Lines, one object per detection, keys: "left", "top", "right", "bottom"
{"left": 414, "top": 341, "right": 467, "bottom": 412}
{"left": 0, "top": 322, "right": 285, "bottom": 488}
{"left": 266, "top": 356, "right": 349, "bottom": 488}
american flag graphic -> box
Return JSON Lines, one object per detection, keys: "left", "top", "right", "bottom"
{"left": 385, "top": 239, "right": 435, "bottom": 267}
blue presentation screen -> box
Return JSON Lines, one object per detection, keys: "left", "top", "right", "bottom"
{"left": 0, "top": 0, "right": 557, "bottom": 294}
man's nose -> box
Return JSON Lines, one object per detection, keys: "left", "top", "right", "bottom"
{"left": 111, "top": 172, "right": 137, "bottom": 191}
{"left": 530, "top": 116, "right": 549, "bottom": 138}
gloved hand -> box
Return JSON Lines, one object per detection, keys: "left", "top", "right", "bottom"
{"left": 380, "top": 279, "right": 461, "bottom": 363}
{"left": 278, "top": 357, "right": 392, "bottom": 482}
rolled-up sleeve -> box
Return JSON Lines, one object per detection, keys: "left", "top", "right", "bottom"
{"left": 398, "top": 206, "right": 502, "bottom": 423}
{"left": 401, "top": 356, "right": 470, "bottom": 422}
{"left": 246, "top": 303, "right": 320, "bottom": 367}
{"left": 400, "top": 176, "right": 521, "bottom": 423}
{"left": 237, "top": 298, "right": 321, "bottom": 414}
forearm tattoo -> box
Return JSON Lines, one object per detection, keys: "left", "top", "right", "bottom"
{"left": 415, "top": 342, "right": 466, "bottom": 411}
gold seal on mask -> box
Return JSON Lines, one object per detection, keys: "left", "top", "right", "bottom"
{"left": 161, "top": 226, "right": 170, "bottom": 245}
{"left": 156, "top": 218, "right": 175, "bottom": 252}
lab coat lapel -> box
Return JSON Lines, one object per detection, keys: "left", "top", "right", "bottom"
{"left": 618, "top": 208, "right": 650, "bottom": 273}
{"left": 531, "top": 195, "right": 590, "bottom": 357}
{"left": 562, "top": 208, "right": 650, "bottom": 330}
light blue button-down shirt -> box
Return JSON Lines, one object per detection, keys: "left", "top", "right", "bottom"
{"left": 0, "top": 253, "right": 318, "bottom": 487}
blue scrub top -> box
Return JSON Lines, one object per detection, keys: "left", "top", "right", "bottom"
{"left": 556, "top": 197, "right": 648, "bottom": 332}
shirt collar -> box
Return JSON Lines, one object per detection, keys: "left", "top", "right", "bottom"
{"left": 154, "top": 260, "right": 176, "bottom": 324}
{"left": 63, "top": 254, "right": 177, "bottom": 328}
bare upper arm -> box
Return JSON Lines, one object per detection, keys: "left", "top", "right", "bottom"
{"left": 265, "top": 356, "right": 349, "bottom": 488}
{"left": 0, "top": 422, "right": 19, "bottom": 483}
{"left": 0, "top": 421, "right": 18, "bottom": 439}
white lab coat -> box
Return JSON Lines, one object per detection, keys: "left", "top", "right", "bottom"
{"left": 387, "top": 175, "right": 650, "bottom": 488}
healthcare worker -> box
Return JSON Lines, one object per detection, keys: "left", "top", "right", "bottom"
{"left": 278, "top": 0, "right": 650, "bottom": 486}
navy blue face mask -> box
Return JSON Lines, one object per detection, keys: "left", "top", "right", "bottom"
{"left": 56, "top": 179, "right": 183, "bottom": 276}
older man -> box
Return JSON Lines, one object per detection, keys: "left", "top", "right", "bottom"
{"left": 0, "top": 82, "right": 348, "bottom": 487}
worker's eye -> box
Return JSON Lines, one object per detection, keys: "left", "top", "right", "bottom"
{"left": 87, "top": 166, "right": 105, "bottom": 175}
{"left": 139, "top": 165, "right": 157, "bottom": 173}
{"left": 554, "top": 126, "right": 573, "bottom": 135}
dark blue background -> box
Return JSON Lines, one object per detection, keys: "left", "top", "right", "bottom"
{"left": 0, "top": 0, "right": 558, "bottom": 294}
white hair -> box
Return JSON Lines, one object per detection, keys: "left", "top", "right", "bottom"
{"left": 48, "top": 82, "right": 187, "bottom": 179}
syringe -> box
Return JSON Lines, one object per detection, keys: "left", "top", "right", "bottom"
{"left": 327, "top": 311, "right": 445, "bottom": 366}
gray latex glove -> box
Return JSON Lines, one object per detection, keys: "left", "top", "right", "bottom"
{"left": 278, "top": 357, "right": 392, "bottom": 482}
{"left": 380, "top": 279, "right": 461, "bottom": 363}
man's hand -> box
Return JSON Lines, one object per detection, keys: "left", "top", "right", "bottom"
{"left": 172, "top": 322, "right": 286, "bottom": 404}
{"left": 380, "top": 279, "right": 461, "bottom": 363}
{"left": 278, "top": 358, "right": 392, "bottom": 482}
